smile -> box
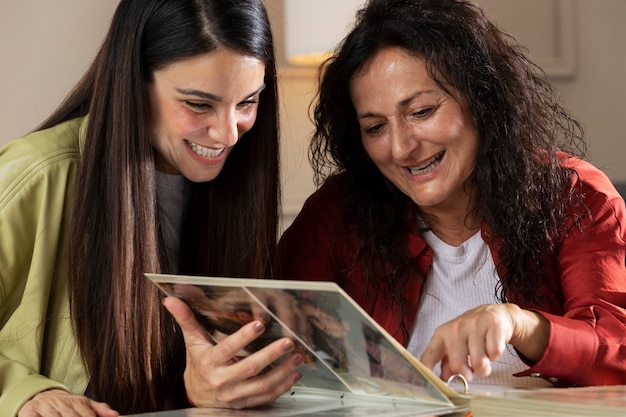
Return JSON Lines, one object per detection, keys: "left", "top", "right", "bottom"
{"left": 409, "top": 151, "right": 445, "bottom": 175}
{"left": 185, "top": 139, "right": 226, "bottom": 158}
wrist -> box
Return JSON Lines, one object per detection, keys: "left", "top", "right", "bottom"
{"left": 510, "top": 307, "right": 549, "bottom": 362}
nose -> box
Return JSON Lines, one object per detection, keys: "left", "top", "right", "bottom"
{"left": 208, "top": 111, "right": 239, "bottom": 147}
{"left": 390, "top": 118, "right": 419, "bottom": 160}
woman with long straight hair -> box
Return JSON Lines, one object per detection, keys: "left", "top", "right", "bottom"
{"left": 0, "top": 0, "right": 303, "bottom": 415}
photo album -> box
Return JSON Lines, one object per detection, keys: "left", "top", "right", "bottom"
{"left": 147, "top": 273, "right": 467, "bottom": 416}
{"left": 144, "top": 274, "right": 625, "bottom": 417}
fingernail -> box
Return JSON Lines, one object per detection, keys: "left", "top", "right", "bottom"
{"left": 282, "top": 339, "right": 295, "bottom": 352}
{"left": 252, "top": 321, "right": 265, "bottom": 334}
{"left": 292, "top": 354, "right": 304, "bottom": 366}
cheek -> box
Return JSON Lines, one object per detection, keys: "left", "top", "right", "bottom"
{"left": 177, "top": 112, "right": 206, "bottom": 133}
{"left": 158, "top": 104, "right": 190, "bottom": 131}
{"left": 170, "top": 112, "right": 211, "bottom": 140}
{"left": 361, "top": 138, "right": 387, "bottom": 165}
{"left": 238, "top": 110, "right": 258, "bottom": 135}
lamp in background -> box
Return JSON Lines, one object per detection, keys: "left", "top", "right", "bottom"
{"left": 284, "top": 1, "right": 365, "bottom": 67}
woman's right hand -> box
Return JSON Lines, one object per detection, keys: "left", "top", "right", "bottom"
{"left": 163, "top": 296, "right": 304, "bottom": 409}
{"left": 18, "top": 389, "right": 118, "bottom": 417}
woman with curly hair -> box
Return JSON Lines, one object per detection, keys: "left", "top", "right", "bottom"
{"left": 277, "top": 0, "right": 626, "bottom": 388}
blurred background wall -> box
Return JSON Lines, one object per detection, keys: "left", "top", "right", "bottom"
{"left": 1, "top": 0, "right": 624, "bottom": 230}
{"left": 0, "top": 1, "right": 118, "bottom": 139}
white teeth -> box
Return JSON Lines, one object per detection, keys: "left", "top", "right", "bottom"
{"left": 185, "top": 139, "right": 225, "bottom": 158}
{"left": 409, "top": 152, "right": 444, "bottom": 175}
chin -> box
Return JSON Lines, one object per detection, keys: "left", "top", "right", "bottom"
{"left": 409, "top": 192, "right": 447, "bottom": 208}
{"left": 190, "top": 173, "right": 222, "bottom": 183}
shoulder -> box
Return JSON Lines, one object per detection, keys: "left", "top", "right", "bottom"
{"left": 290, "top": 173, "right": 348, "bottom": 228}
{"left": 559, "top": 153, "right": 626, "bottom": 237}
{"left": 0, "top": 118, "right": 84, "bottom": 169}
{"left": 281, "top": 173, "right": 348, "bottom": 244}
{"left": 0, "top": 118, "right": 85, "bottom": 205}
{"left": 560, "top": 153, "right": 623, "bottom": 202}
{"left": 301, "top": 173, "right": 347, "bottom": 210}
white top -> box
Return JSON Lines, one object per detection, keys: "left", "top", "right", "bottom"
{"left": 407, "top": 230, "right": 550, "bottom": 387}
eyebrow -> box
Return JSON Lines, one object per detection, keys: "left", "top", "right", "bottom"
{"left": 357, "top": 89, "right": 438, "bottom": 118}
{"left": 175, "top": 83, "right": 266, "bottom": 102}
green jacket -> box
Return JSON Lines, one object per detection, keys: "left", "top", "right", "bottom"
{"left": 0, "top": 118, "right": 89, "bottom": 417}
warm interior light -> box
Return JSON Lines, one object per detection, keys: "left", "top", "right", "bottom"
{"left": 286, "top": 52, "right": 334, "bottom": 67}
{"left": 284, "top": 1, "right": 365, "bottom": 67}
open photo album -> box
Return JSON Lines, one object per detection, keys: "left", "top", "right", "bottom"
{"left": 146, "top": 273, "right": 468, "bottom": 416}
{"left": 144, "top": 274, "right": 625, "bottom": 417}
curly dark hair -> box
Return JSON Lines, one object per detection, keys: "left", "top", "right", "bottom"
{"left": 310, "top": 0, "right": 587, "bottom": 330}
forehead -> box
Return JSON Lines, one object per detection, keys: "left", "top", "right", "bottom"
{"left": 152, "top": 49, "right": 265, "bottom": 94}
{"left": 349, "top": 47, "right": 471, "bottom": 111}
{"left": 349, "top": 48, "right": 437, "bottom": 102}
{"left": 352, "top": 48, "right": 432, "bottom": 85}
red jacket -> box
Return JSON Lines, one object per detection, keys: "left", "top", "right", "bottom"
{"left": 277, "top": 156, "right": 626, "bottom": 387}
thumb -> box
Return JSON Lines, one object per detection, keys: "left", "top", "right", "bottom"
{"left": 89, "top": 399, "right": 120, "bottom": 417}
{"left": 163, "top": 296, "right": 213, "bottom": 345}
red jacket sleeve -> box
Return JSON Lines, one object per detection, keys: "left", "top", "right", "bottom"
{"left": 515, "top": 158, "right": 626, "bottom": 386}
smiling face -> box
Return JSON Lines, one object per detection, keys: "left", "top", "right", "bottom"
{"left": 148, "top": 49, "right": 266, "bottom": 183}
{"left": 350, "top": 47, "right": 479, "bottom": 219}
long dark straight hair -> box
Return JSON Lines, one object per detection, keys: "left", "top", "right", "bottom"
{"left": 310, "top": 0, "right": 586, "bottom": 337}
{"left": 38, "top": 0, "right": 280, "bottom": 413}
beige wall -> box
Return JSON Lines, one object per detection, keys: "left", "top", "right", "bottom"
{"left": 550, "top": 1, "right": 626, "bottom": 181}
{"left": 0, "top": 0, "right": 118, "bottom": 140}
{"left": 1, "top": 0, "right": 624, "bottom": 229}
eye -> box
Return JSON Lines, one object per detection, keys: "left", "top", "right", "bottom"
{"left": 358, "top": 116, "right": 387, "bottom": 136}
{"left": 365, "top": 123, "right": 384, "bottom": 135}
{"left": 185, "top": 101, "right": 211, "bottom": 111}
{"left": 410, "top": 107, "right": 434, "bottom": 118}
{"left": 237, "top": 98, "right": 259, "bottom": 109}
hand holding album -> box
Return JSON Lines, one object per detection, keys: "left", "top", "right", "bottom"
{"left": 170, "top": 283, "right": 314, "bottom": 357}
{"left": 152, "top": 275, "right": 448, "bottom": 401}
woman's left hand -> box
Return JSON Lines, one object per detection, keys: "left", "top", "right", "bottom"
{"left": 419, "top": 303, "right": 549, "bottom": 382}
